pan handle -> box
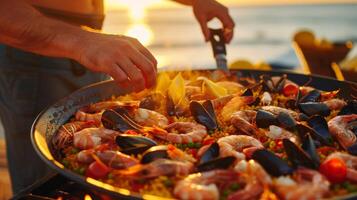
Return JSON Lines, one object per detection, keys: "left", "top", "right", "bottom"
{"left": 209, "top": 28, "right": 228, "bottom": 70}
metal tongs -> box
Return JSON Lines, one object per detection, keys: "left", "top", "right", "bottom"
{"left": 209, "top": 28, "right": 228, "bottom": 71}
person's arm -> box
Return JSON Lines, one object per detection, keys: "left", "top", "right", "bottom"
{"left": 172, "top": 0, "right": 235, "bottom": 43}
{"left": 0, "top": 0, "right": 157, "bottom": 91}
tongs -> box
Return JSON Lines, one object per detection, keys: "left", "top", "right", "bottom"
{"left": 209, "top": 28, "right": 228, "bottom": 71}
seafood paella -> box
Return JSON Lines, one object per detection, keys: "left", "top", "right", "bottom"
{"left": 52, "top": 70, "right": 357, "bottom": 200}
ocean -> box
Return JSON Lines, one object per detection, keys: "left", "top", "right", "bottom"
{"left": 102, "top": 3, "right": 357, "bottom": 69}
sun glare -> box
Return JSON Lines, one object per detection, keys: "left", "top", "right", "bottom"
{"left": 125, "top": 24, "right": 153, "bottom": 46}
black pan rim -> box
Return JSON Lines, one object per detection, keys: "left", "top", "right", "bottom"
{"left": 30, "top": 69, "right": 357, "bottom": 200}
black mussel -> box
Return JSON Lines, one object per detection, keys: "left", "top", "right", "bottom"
{"left": 102, "top": 109, "right": 142, "bottom": 132}
{"left": 296, "top": 123, "right": 328, "bottom": 146}
{"left": 339, "top": 100, "right": 357, "bottom": 116}
{"left": 256, "top": 110, "right": 278, "bottom": 128}
{"left": 202, "top": 100, "right": 218, "bottom": 125}
{"left": 141, "top": 145, "right": 169, "bottom": 164}
{"left": 283, "top": 139, "right": 318, "bottom": 169}
{"left": 199, "top": 142, "right": 220, "bottom": 164}
{"left": 139, "top": 93, "right": 165, "bottom": 111}
{"left": 301, "top": 133, "right": 320, "bottom": 167}
{"left": 286, "top": 99, "right": 297, "bottom": 109}
{"left": 115, "top": 134, "right": 157, "bottom": 155}
{"left": 241, "top": 88, "right": 253, "bottom": 97}
{"left": 190, "top": 101, "right": 218, "bottom": 131}
{"left": 300, "top": 89, "right": 321, "bottom": 103}
{"left": 260, "top": 75, "right": 275, "bottom": 92}
{"left": 298, "top": 102, "right": 330, "bottom": 117}
{"left": 274, "top": 74, "right": 287, "bottom": 93}
{"left": 298, "top": 113, "right": 309, "bottom": 121}
{"left": 249, "top": 97, "right": 261, "bottom": 106}
{"left": 166, "top": 95, "right": 176, "bottom": 116}
{"left": 308, "top": 115, "right": 333, "bottom": 144}
{"left": 252, "top": 149, "right": 293, "bottom": 177}
{"left": 197, "top": 156, "right": 236, "bottom": 172}
{"left": 347, "top": 143, "right": 357, "bottom": 156}
{"left": 277, "top": 112, "right": 296, "bottom": 129}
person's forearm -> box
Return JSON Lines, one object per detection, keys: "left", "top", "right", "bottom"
{"left": 0, "top": 0, "right": 91, "bottom": 60}
{"left": 171, "top": 0, "right": 195, "bottom": 6}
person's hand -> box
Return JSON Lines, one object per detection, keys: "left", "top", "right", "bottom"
{"left": 193, "top": 0, "right": 235, "bottom": 43}
{"left": 75, "top": 33, "right": 157, "bottom": 92}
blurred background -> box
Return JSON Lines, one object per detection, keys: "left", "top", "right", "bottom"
{"left": 102, "top": 0, "right": 357, "bottom": 69}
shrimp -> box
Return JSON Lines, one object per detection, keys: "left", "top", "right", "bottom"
{"left": 323, "top": 98, "right": 347, "bottom": 111}
{"left": 117, "top": 158, "right": 193, "bottom": 179}
{"left": 133, "top": 108, "right": 168, "bottom": 128}
{"left": 261, "top": 91, "right": 272, "bottom": 106}
{"left": 152, "top": 122, "right": 207, "bottom": 144}
{"left": 230, "top": 110, "right": 258, "bottom": 135}
{"left": 328, "top": 114, "right": 357, "bottom": 149}
{"left": 77, "top": 150, "right": 139, "bottom": 169}
{"left": 229, "top": 160, "right": 272, "bottom": 200}
{"left": 221, "top": 96, "right": 255, "bottom": 121}
{"left": 273, "top": 168, "right": 330, "bottom": 200}
{"left": 325, "top": 152, "right": 357, "bottom": 183}
{"left": 75, "top": 110, "right": 103, "bottom": 124}
{"left": 73, "top": 128, "right": 119, "bottom": 150}
{"left": 266, "top": 125, "right": 299, "bottom": 143}
{"left": 174, "top": 170, "right": 237, "bottom": 200}
{"left": 52, "top": 121, "right": 96, "bottom": 150}
{"left": 217, "top": 135, "right": 264, "bottom": 161}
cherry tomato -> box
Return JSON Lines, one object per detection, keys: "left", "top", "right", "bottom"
{"left": 86, "top": 161, "right": 110, "bottom": 179}
{"left": 187, "top": 148, "right": 198, "bottom": 158}
{"left": 283, "top": 84, "right": 299, "bottom": 97}
{"left": 203, "top": 138, "right": 215, "bottom": 146}
{"left": 319, "top": 158, "right": 347, "bottom": 183}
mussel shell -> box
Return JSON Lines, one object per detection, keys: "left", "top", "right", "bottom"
{"left": 296, "top": 123, "right": 329, "bottom": 145}
{"left": 256, "top": 110, "right": 278, "bottom": 128}
{"left": 115, "top": 134, "right": 157, "bottom": 155}
{"left": 283, "top": 139, "right": 318, "bottom": 169}
{"left": 102, "top": 109, "right": 140, "bottom": 132}
{"left": 298, "top": 102, "right": 330, "bottom": 117}
{"left": 260, "top": 75, "right": 275, "bottom": 92}
{"left": 190, "top": 101, "right": 218, "bottom": 131}
{"left": 166, "top": 95, "right": 176, "bottom": 116}
{"left": 277, "top": 112, "right": 296, "bottom": 129}
{"left": 199, "top": 142, "right": 220, "bottom": 164}
{"left": 339, "top": 100, "right": 357, "bottom": 116}
{"left": 252, "top": 149, "right": 293, "bottom": 177}
{"left": 274, "top": 75, "right": 287, "bottom": 92}
{"left": 347, "top": 143, "right": 357, "bottom": 156}
{"left": 139, "top": 93, "right": 165, "bottom": 111}
{"left": 202, "top": 100, "right": 218, "bottom": 125}
{"left": 197, "top": 156, "right": 236, "bottom": 172}
{"left": 307, "top": 115, "right": 333, "bottom": 144}
{"left": 301, "top": 133, "right": 320, "bottom": 167}
{"left": 300, "top": 89, "right": 321, "bottom": 103}
{"left": 241, "top": 88, "right": 253, "bottom": 96}
{"left": 141, "top": 145, "right": 169, "bottom": 164}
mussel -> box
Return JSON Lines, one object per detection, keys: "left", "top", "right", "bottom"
{"left": 241, "top": 88, "right": 253, "bottom": 97}
{"left": 277, "top": 112, "right": 297, "bottom": 129}
{"left": 139, "top": 92, "right": 166, "bottom": 111}
{"left": 252, "top": 149, "right": 293, "bottom": 177}
{"left": 339, "top": 100, "right": 357, "bottom": 116}
{"left": 190, "top": 101, "right": 218, "bottom": 131}
{"left": 102, "top": 109, "right": 142, "bottom": 132}
{"left": 199, "top": 142, "right": 220, "bottom": 164}
{"left": 307, "top": 115, "right": 333, "bottom": 144}
{"left": 300, "top": 89, "right": 321, "bottom": 103}
{"left": 298, "top": 102, "right": 330, "bottom": 117}
{"left": 347, "top": 143, "right": 357, "bottom": 156}
{"left": 301, "top": 133, "right": 320, "bottom": 167}
{"left": 296, "top": 123, "right": 328, "bottom": 146}
{"left": 283, "top": 138, "right": 319, "bottom": 169}
{"left": 115, "top": 134, "right": 157, "bottom": 155}
{"left": 197, "top": 156, "right": 236, "bottom": 172}
{"left": 256, "top": 110, "right": 278, "bottom": 128}
{"left": 141, "top": 145, "right": 169, "bottom": 164}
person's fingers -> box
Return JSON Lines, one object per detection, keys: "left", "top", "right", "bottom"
{"left": 131, "top": 38, "right": 158, "bottom": 68}
{"left": 217, "top": 11, "right": 235, "bottom": 43}
{"left": 127, "top": 47, "right": 157, "bottom": 88}
{"left": 196, "top": 15, "right": 210, "bottom": 42}
{"left": 109, "top": 63, "right": 130, "bottom": 88}
{"left": 117, "top": 58, "right": 146, "bottom": 92}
